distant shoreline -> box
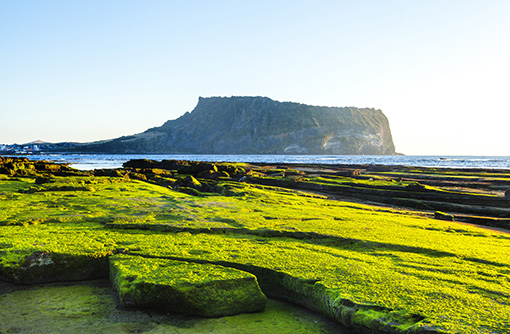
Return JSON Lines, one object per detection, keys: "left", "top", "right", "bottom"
{"left": 3, "top": 153, "right": 510, "bottom": 170}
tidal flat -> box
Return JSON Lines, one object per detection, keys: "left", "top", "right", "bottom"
{"left": 0, "top": 157, "right": 509, "bottom": 333}
{"left": 0, "top": 280, "right": 348, "bottom": 334}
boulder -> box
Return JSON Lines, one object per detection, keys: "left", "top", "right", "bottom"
{"left": 185, "top": 175, "right": 202, "bottom": 188}
{"left": 434, "top": 211, "right": 455, "bottom": 222}
{"left": 35, "top": 176, "right": 54, "bottom": 185}
{"left": 334, "top": 169, "right": 363, "bottom": 177}
{"left": 405, "top": 183, "right": 427, "bottom": 192}
{"left": 109, "top": 254, "right": 267, "bottom": 317}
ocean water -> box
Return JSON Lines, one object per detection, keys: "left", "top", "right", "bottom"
{"left": 10, "top": 154, "right": 510, "bottom": 170}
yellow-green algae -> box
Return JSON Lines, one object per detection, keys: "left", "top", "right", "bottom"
{"left": 0, "top": 162, "right": 510, "bottom": 333}
{"left": 110, "top": 254, "right": 267, "bottom": 317}
{"left": 0, "top": 281, "right": 347, "bottom": 334}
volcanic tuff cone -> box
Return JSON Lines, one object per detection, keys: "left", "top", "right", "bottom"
{"left": 79, "top": 96, "right": 396, "bottom": 155}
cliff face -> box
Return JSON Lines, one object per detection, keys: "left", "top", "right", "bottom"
{"left": 80, "top": 96, "right": 396, "bottom": 155}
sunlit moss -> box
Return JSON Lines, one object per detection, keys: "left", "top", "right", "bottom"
{"left": 110, "top": 254, "right": 267, "bottom": 317}
{"left": 0, "top": 163, "right": 509, "bottom": 333}
{"left": 0, "top": 282, "right": 346, "bottom": 334}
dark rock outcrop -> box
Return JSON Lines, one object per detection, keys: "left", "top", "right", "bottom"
{"left": 434, "top": 211, "right": 455, "bottom": 222}
{"left": 76, "top": 96, "right": 396, "bottom": 155}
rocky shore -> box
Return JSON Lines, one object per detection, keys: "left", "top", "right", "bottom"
{"left": 1, "top": 157, "right": 509, "bottom": 333}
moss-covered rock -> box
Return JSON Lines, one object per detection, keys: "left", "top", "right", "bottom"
{"left": 0, "top": 282, "right": 347, "bottom": 334}
{"left": 434, "top": 211, "right": 455, "bottom": 222}
{"left": 2, "top": 158, "right": 510, "bottom": 333}
{"left": 185, "top": 175, "right": 201, "bottom": 188}
{"left": 109, "top": 254, "right": 267, "bottom": 317}
{"left": 0, "top": 251, "right": 109, "bottom": 284}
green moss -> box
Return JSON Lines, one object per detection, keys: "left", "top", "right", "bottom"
{"left": 110, "top": 254, "right": 267, "bottom": 317}
{"left": 0, "top": 282, "right": 347, "bottom": 334}
{"left": 0, "top": 161, "right": 510, "bottom": 333}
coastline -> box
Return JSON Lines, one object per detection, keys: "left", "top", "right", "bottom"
{"left": 5, "top": 153, "right": 510, "bottom": 170}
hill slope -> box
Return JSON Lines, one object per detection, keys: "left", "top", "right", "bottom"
{"left": 79, "top": 96, "right": 396, "bottom": 155}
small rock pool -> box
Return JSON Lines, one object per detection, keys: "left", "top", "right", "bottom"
{"left": 0, "top": 280, "right": 354, "bottom": 334}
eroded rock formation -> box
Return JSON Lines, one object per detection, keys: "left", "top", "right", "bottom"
{"left": 76, "top": 96, "right": 396, "bottom": 155}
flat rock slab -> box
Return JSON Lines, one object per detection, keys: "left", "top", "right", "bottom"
{"left": 109, "top": 254, "right": 267, "bottom": 317}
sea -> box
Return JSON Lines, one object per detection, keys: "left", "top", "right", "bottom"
{"left": 8, "top": 154, "right": 510, "bottom": 170}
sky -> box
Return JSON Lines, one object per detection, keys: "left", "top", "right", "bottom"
{"left": 1, "top": 0, "right": 509, "bottom": 155}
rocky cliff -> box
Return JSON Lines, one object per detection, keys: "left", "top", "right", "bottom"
{"left": 78, "top": 96, "right": 396, "bottom": 155}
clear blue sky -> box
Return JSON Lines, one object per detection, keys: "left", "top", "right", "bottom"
{"left": 1, "top": 0, "right": 509, "bottom": 155}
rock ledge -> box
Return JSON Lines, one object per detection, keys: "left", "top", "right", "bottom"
{"left": 109, "top": 254, "right": 267, "bottom": 317}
